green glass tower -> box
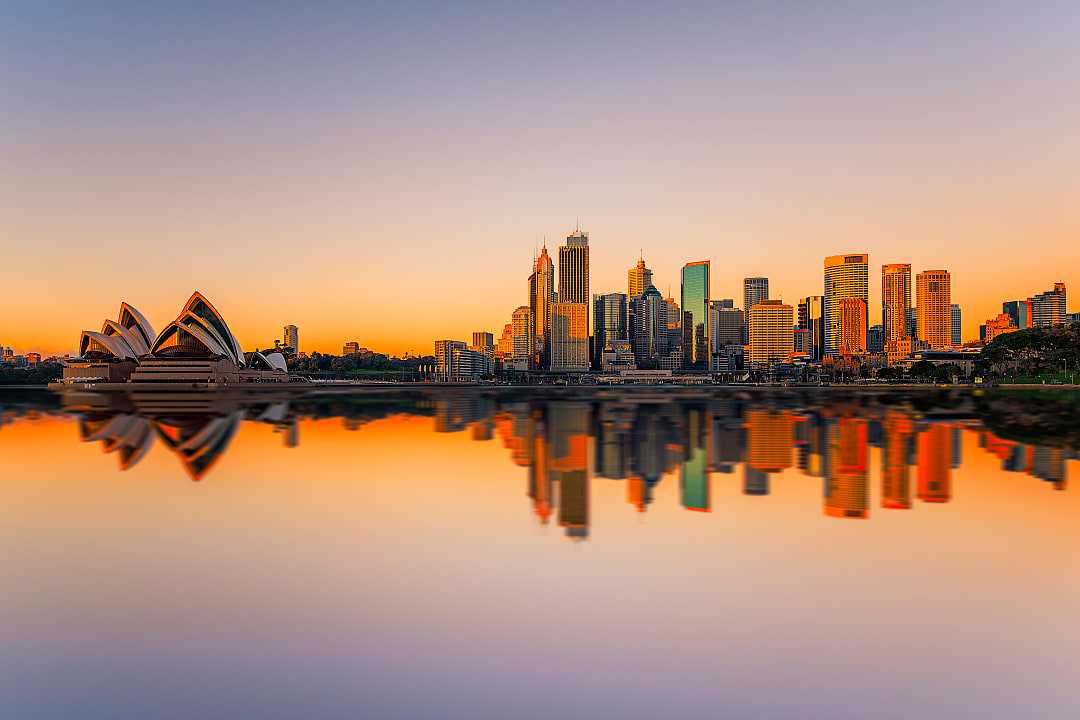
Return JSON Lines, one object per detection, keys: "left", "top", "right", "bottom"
{"left": 680, "top": 261, "right": 710, "bottom": 370}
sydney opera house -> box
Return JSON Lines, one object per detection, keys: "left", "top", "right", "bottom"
{"left": 62, "top": 291, "right": 289, "bottom": 386}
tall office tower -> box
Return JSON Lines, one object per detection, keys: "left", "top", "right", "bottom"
{"left": 529, "top": 245, "right": 555, "bottom": 367}
{"left": 434, "top": 339, "right": 467, "bottom": 379}
{"left": 837, "top": 298, "right": 868, "bottom": 355}
{"left": 1030, "top": 283, "right": 1067, "bottom": 327}
{"left": 881, "top": 262, "right": 912, "bottom": 358}
{"left": 627, "top": 256, "right": 653, "bottom": 299}
{"left": 715, "top": 298, "right": 734, "bottom": 309}
{"left": 630, "top": 285, "right": 664, "bottom": 366}
{"left": 662, "top": 295, "right": 683, "bottom": 363}
{"left": 593, "top": 292, "right": 628, "bottom": 367}
{"left": 743, "top": 277, "right": 769, "bottom": 315}
{"left": 710, "top": 302, "right": 744, "bottom": 371}
{"left": 951, "top": 304, "right": 962, "bottom": 346}
{"left": 825, "top": 417, "right": 869, "bottom": 519}
{"left": 797, "top": 295, "right": 825, "bottom": 361}
{"left": 916, "top": 270, "right": 952, "bottom": 349}
{"left": 1002, "top": 299, "right": 1031, "bottom": 329}
{"left": 824, "top": 254, "right": 869, "bottom": 356}
{"left": 559, "top": 230, "right": 590, "bottom": 304}
{"left": 511, "top": 306, "right": 533, "bottom": 364}
{"left": 917, "top": 425, "right": 952, "bottom": 503}
{"left": 283, "top": 325, "right": 299, "bottom": 353}
{"left": 748, "top": 300, "right": 794, "bottom": 366}
{"left": 471, "top": 331, "right": 495, "bottom": 359}
{"left": 984, "top": 312, "right": 1018, "bottom": 343}
{"left": 681, "top": 261, "right": 710, "bottom": 370}
{"left": 496, "top": 323, "right": 513, "bottom": 357}
{"left": 550, "top": 302, "right": 589, "bottom": 372}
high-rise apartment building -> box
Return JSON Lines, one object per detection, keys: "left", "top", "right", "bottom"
{"left": 797, "top": 295, "right": 825, "bottom": 361}
{"left": 471, "top": 331, "right": 495, "bottom": 359}
{"left": 283, "top": 325, "right": 299, "bottom": 353}
{"left": 681, "top": 261, "right": 710, "bottom": 370}
{"left": 748, "top": 300, "right": 793, "bottom": 366}
{"left": 916, "top": 270, "right": 952, "bottom": 349}
{"left": 550, "top": 302, "right": 589, "bottom": 372}
{"left": 1030, "top": 283, "right": 1067, "bottom": 327}
{"left": 881, "top": 263, "right": 912, "bottom": 359}
{"left": 593, "top": 292, "right": 628, "bottom": 367}
{"left": 627, "top": 256, "right": 653, "bottom": 299}
{"left": 529, "top": 245, "right": 555, "bottom": 367}
{"left": 434, "top": 339, "right": 466, "bottom": 379}
{"left": 837, "top": 298, "right": 867, "bottom": 355}
{"left": 824, "top": 254, "right": 869, "bottom": 356}
{"left": 511, "top": 305, "right": 533, "bottom": 367}
{"left": 951, "top": 304, "right": 962, "bottom": 346}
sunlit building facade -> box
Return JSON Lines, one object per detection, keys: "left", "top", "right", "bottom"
{"left": 983, "top": 312, "right": 1018, "bottom": 344}
{"left": 550, "top": 302, "right": 589, "bottom": 372}
{"left": 747, "top": 300, "right": 793, "bottom": 366}
{"left": 628, "top": 256, "right": 653, "bottom": 299}
{"left": 882, "top": 263, "right": 912, "bottom": 362}
{"left": 916, "top": 269, "right": 952, "bottom": 349}
{"left": 837, "top": 298, "right": 867, "bottom": 355}
{"left": 529, "top": 245, "right": 555, "bottom": 368}
{"left": 824, "top": 253, "right": 869, "bottom": 357}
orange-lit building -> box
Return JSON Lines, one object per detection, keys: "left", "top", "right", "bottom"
{"left": 837, "top": 298, "right": 867, "bottom": 355}
{"left": 916, "top": 269, "right": 952, "bottom": 349}
{"left": 882, "top": 263, "right": 913, "bottom": 363}
{"left": 882, "top": 411, "right": 913, "bottom": 509}
{"left": 825, "top": 417, "right": 868, "bottom": 518}
{"left": 917, "top": 424, "right": 952, "bottom": 503}
{"left": 747, "top": 300, "right": 794, "bottom": 366}
{"left": 983, "top": 312, "right": 1018, "bottom": 344}
{"left": 746, "top": 409, "right": 794, "bottom": 472}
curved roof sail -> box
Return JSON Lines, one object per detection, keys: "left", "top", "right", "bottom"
{"left": 118, "top": 303, "right": 156, "bottom": 352}
{"left": 80, "top": 330, "right": 136, "bottom": 360}
{"left": 181, "top": 292, "right": 245, "bottom": 367}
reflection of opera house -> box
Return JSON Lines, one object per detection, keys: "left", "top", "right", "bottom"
{"left": 62, "top": 291, "right": 289, "bottom": 386}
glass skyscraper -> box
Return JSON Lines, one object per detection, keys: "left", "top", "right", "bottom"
{"left": 680, "top": 261, "right": 710, "bottom": 370}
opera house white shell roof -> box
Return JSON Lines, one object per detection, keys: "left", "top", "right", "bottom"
{"left": 76, "top": 291, "right": 286, "bottom": 373}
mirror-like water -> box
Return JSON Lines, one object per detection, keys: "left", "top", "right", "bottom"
{"left": 4, "top": 388, "right": 1079, "bottom": 719}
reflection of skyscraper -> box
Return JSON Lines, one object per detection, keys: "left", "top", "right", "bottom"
{"left": 825, "top": 417, "right": 868, "bottom": 518}
{"left": 746, "top": 409, "right": 793, "bottom": 472}
{"left": 549, "top": 402, "right": 590, "bottom": 539}
{"left": 824, "top": 253, "right": 869, "bottom": 357}
{"left": 743, "top": 465, "right": 769, "bottom": 495}
{"left": 680, "top": 407, "right": 709, "bottom": 511}
{"left": 882, "top": 411, "right": 912, "bottom": 509}
{"left": 917, "top": 424, "right": 951, "bottom": 503}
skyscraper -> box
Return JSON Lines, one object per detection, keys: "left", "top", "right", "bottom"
{"left": 1002, "top": 299, "right": 1032, "bottom": 330}
{"left": 529, "top": 245, "right": 555, "bottom": 367}
{"left": 1030, "top": 283, "right": 1067, "bottom": 327}
{"left": 627, "top": 256, "right": 653, "bottom": 299}
{"left": 681, "top": 261, "right": 710, "bottom": 370}
{"left": 630, "top": 285, "right": 664, "bottom": 367}
{"left": 916, "top": 269, "right": 952, "bottom": 349}
{"left": 471, "top": 331, "right": 495, "bottom": 360}
{"left": 550, "top": 302, "right": 589, "bottom": 372}
{"left": 797, "top": 295, "right": 825, "bottom": 361}
{"left": 283, "top": 324, "right": 299, "bottom": 354}
{"left": 951, "top": 304, "right": 962, "bottom": 346}
{"left": 559, "top": 230, "right": 590, "bottom": 304}
{"left": 748, "top": 300, "right": 793, "bottom": 366}
{"left": 824, "top": 254, "right": 869, "bottom": 357}
{"left": 593, "top": 292, "right": 628, "bottom": 368}
{"left": 881, "top": 263, "right": 912, "bottom": 361}
{"left": 511, "top": 305, "right": 533, "bottom": 368}
{"left": 837, "top": 298, "right": 867, "bottom": 355}
{"left": 743, "top": 277, "right": 769, "bottom": 316}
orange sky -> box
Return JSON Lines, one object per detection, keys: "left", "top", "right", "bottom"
{"left": 4, "top": 3, "right": 1079, "bottom": 356}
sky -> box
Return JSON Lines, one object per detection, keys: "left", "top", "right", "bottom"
{"left": 3, "top": 1, "right": 1079, "bottom": 356}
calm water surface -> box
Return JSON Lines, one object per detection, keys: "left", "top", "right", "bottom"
{"left": 3, "top": 389, "right": 1079, "bottom": 719}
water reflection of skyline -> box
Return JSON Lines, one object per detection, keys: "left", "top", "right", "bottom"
{"left": 3, "top": 390, "right": 1064, "bottom": 534}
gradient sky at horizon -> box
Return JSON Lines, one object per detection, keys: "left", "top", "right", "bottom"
{"left": 4, "top": 1, "right": 1079, "bottom": 355}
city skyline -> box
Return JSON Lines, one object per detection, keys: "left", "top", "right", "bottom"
{"left": 5, "top": 3, "right": 1080, "bottom": 356}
